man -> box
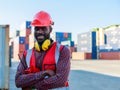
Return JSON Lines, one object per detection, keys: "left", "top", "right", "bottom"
{"left": 15, "top": 11, "right": 70, "bottom": 90}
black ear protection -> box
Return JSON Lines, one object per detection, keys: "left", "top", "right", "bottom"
{"left": 34, "top": 39, "right": 51, "bottom": 51}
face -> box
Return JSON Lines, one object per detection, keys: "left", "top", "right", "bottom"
{"left": 34, "top": 26, "right": 52, "bottom": 44}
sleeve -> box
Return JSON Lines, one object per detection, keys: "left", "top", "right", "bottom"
{"left": 15, "top": 52, "right": 46, "bottom": 88}
{"left": 35, "top": 46, "right": 71, "bottom": 89}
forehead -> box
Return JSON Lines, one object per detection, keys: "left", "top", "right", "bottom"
{"left": 34, "top": 26, "right": 49, "bottom": 29}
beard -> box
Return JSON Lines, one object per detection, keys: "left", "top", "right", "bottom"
{"left": 34, "top": 33, "right": 50, "bottom": 46}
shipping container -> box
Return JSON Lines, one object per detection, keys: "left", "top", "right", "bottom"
{"left": 51, "top": 32, "right": 72, "bottom": 44}
{"left": 92, "top": 31, "right": 96, "bottom": 46}
{"left": 92, "top": 52, "right": 97, "bottom": 59}
{"left": 25, "top": 44, "right": 29, "bottom": 50}
{"left": 16, "top": 30, "right": 20, "bottom": 36}
{"left": 0, "top": 25, "right": 9, "bottom": 89}
{"left": 96, "top": 28, "right": 105, "bottom": 46}
{"left": 12, "top": 41, "right": 26, "bottom": 61}
{"left": 63, "top": 32, "right": 68, "bottom": 38}
{"left": 26, "top": 29, "right": 31, "bottom": 37}
{"left": 56, "top": 32, "right": 63, "bottom": 38}
{"left": 77, "top": 31, "right": 92, "bottom": 52}
{"left": 61, "top": 40, "right": 74, "bottom": 47}
{"left": 91, "top": 32, "right": 98, "bottom": 59}
{"left": 29, "top": 34, "right": 35, "bottom": 49}
{"left": 72, "top": 52, "right": 85, "bottom": 60}
{"left": 20, "top": 28, "right": 31, "bottom": 37}
{"left": 20, "top": 21, "right": 31, "bottom": 30}
{"left": 72, "top": 52, "right": 91, "bottom": 60}
{"left": 99, "top": 52, "right": 120, "bottom": 60}
{"left": 85, "top": 53, "right": 92, "bottom": 59}
{"left": 104, "top": 34, "right": 107, "bottom": 44}
{"left": 25, "top": 36, "right": 29, "bottom": 44}
{"left": 26, "top": 21, "right": 31, "bottom": 29}
{"left": 9, "top": 46, "right": 13, "bottom": 67}
{"left": 13, "top": 36, "right": 26, "bottom": 44}
{"left": 19, "top": 37, "right": 25, "bottom": 44}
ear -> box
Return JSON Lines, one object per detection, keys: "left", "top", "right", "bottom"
{"left": 49, "top": 26, "right": 52, "bottom": 33}
{"left": 50, "top": 29, "right": 52, "bottom": 33}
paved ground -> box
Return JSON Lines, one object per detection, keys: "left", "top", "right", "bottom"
{"left": 71, "top": 60, "right": 120, "bottom": 77}
{"left": 9, "top": 62, "right": 21, "bottom": 90}
{"left": 10, "top": 60, "right": 120, "bottom": 90}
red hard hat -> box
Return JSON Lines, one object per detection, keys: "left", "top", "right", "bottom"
{"left": 31, "top": 11, "right": 54, "bottom": 27}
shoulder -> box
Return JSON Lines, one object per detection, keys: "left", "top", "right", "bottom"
{"left": 60, "top": 45, "right": 70, "bottom": 55}
{"left": 58, "top": 45, "right": 71, "bottom": 62}
{"left": 55, "top": 42, "right": 70, "bottom": 55}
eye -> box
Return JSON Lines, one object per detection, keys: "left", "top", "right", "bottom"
{"left": 35, "top": 27, "right": 40, "bottom": 31}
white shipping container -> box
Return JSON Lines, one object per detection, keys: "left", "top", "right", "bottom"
{"left": 96, "top": 28, "right": 105, "bottom": 46}
{"left": 77, "top": 31, "right": 92, "bottom": 52}
{"left": 29, "top": 34, "right": 35, "bottom": 49}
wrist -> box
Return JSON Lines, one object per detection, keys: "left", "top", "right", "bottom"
{"left": 35, "top": 71, "right": 47, "bottom": 80}
{"left": 42, "top": 71, "right": 48, "bottom": 77}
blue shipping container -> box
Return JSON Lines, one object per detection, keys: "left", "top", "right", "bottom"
{"left": 26, "top": 21, "right": 31, "bottom": 29}
{"left": 92, "top": 52, "right": 97, "bottom": 59}
{"left": 16, "top": 30, "right": 20, "bottom": 36}
{"left": 0, "top": 25, "right": 9, "bottom": 89}
{"left": 92, "top": 46, "right": 97, "bottom": 59}
{"left": 56, "top": 38, "right": 61, "bottom": 43}
{"left": 68, "top": 33, "right": 71, "bottom": 38}
{"left": 71, "top": 41, "right": 74, "bottom": 47}
{"left": 25, "top": 44, "right": 29, "bottom": 50}
{"left": 99, "top": 49, "right": 120, "bottom": 52}
{"left": 104, "top": 34, "right": 107, "bottom": 44}
{"left": 19, "top": 37, "right": 25, "bottom": 44}
{"left": 92, "top": 32, "right": 96, "bottom": 46}
{"left": 56, "top": 32, "right": 63, "bottom": 38}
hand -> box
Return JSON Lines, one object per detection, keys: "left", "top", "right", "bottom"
{"left": 44, "top": 70, "right": 55, "bottom": 77}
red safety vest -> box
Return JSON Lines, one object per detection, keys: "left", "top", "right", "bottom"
{"left": 23, "top": 42, "right": 69, "bottom": 88}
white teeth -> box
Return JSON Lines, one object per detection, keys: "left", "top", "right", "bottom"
{"left": 38, "top": 36, "right": 44, "bottom": 39}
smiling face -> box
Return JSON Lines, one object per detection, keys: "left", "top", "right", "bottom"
{"left": 34, "top": 26, "right": 52, "bottom": 44}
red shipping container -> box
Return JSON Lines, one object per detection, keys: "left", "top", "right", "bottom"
{"left": 64, "top": 33, "right": 68, "bottom": 38}
{"left": 26, "top": 29, "right": 31, "bottom": 36}
{"left": 100, "top": 52, "right": 120, "bottom": 60}
{"left": 19, "top": 44, "right": 25, "bottom": 52}
{"left": 85, "top": 53, "right": 92, "bottom": 59}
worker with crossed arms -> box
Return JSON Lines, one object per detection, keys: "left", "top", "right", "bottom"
{"left": 15, "top": 11, "right": 70, "bottom": 90}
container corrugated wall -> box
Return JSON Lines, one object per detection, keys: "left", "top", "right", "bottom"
{"left": 0, "top": 25, "right": 9, "bottom": 89}
{"left": 77, "top": 31, "right": 92, "bottom": 52}
{"left": 55, "top": 32, "right": 72, "bottom": 43}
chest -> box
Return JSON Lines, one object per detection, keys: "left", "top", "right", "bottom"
{"left": 35, "top": 50, "right": 56, "bottom": 71}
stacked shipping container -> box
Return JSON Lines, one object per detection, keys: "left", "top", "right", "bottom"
{"left": 76, "top": 31, "right": 92, "bottom": 60}
{"left": 12, "top": 21, "right": 31, "bottom": 61}
{"left": 77, "top": 28, "right": 105, "bottom": 60}
{"left": 77, "top": 31, "right": 92, "bottom": 52}
{"left": 51, "top": 32, "right": 75, "bottom": 56}
{"left": 51, "top": 32, "right": 72, "bottom": 43}
{"left": 99, "top": 26, "right": 120, "bottom": 59}
{"left": 61, "top": 40, "right": 75, "bottom": 57}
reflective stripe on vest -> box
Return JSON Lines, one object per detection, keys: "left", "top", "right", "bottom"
{"left": 26, "top": 43, "right": 61, "bottom": 67}
{"left": 26, "top": 49, "right": 32, "bottom": 67}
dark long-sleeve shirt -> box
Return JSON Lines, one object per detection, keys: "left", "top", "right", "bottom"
{"left": 15, "top": 45, "right": 71, "bottom": 90}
